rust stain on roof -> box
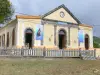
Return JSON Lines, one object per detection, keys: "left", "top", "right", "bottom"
{"left": 79, "top": 24, "right": 93, "bottom": 28}
{"left": 16, "top": 15, "right": 41, "bottom": 19}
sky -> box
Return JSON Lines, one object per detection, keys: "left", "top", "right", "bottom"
{"left": 10, "top": 0, "right": 100, "bottom": 37}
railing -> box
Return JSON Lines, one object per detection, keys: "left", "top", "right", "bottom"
{"left": 0, "top": 48, "right": 96, "bottom": 59}
{"left": 45, "top": 50, "right": 80, "bottom": 57}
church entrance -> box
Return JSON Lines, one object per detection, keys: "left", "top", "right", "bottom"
{"left": 85, "top": 34, "right": 89, "bottom": 50}
{"left": 59, "top": 29, "right": 66, "bottom": 49}
{"left": 25, "top": 29, "right": 33, "bottom": 49}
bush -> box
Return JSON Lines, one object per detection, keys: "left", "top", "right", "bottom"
{"left": 93, "top": 41, "right": 100, "bottom": 48}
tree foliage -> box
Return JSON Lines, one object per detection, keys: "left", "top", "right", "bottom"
{"left": 93, "top": 41, "right": 100, "bottom": 48}
{"left": 0, "top": 0, "right": 14, "bottom": 23}
{"left": 93, "top": 36, "right": 100, "bottom": 48}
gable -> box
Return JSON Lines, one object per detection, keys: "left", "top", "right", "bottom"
{"left": 42, "top": 5, "right": 81, "bottom": 24}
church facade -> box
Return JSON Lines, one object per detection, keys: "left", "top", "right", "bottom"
{"left": 0, "top": 5, "right": 93, "bottom": 49}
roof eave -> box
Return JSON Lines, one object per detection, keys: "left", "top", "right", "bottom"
{"left": 16, "top": 15, "right": 41, "bottom": 19}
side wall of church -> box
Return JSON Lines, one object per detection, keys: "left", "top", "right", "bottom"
{"left": 0, "top": 19, "right": 93, "bottom": 50}
{"left": 0, "top": 20, "right": 17, "bottom": 48}
{"left": 79, "top": 25, "right": 93, "bottom": 49}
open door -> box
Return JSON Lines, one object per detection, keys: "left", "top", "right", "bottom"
{"left": 59, "top": 29, "right": 66, "bottom": 49}
{"left": 25, "top": 29, "right": 33, "bottom": 49}
{"left": 85, "top": 34, "right": 89, "bottom": 50}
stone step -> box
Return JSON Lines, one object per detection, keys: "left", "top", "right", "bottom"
{"left": 82, "top": 57, "right": 96, "bottom": 60}
{"left": 81, "top": 55, "right": 96, "bottom": 60}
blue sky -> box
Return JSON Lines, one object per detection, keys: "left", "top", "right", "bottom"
{"left": 10, "top": 0, "right": 100, "bottom": 37}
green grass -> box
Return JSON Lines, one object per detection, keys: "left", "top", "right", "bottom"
{"left": 0, "top": 58, "right": 100, "bottom": 75}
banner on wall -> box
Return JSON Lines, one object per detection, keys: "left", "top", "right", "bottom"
{"left": 78, "top": 30, "right": 84, "bottom": 43}
{"left": 35, "top": 24, "right": 43, "bottom": 40}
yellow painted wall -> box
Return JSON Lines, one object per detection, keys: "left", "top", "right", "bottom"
{"left": 79, "top": 26, "right": 93, "bottom": 49}
{"left": 0, "top": 19, "right": 93, "bottom": 49}
{"left": 0, "top": 20, "right": 17, "bottom": 48}
{"left": 17, "top": 19, "right": 41, "bottom": 48}
{"left": 70, "top": 27, "right": 79, "bottom": 48}
{"left": 43, "top": 24, "right": 79, "bottom": 49}
{"left": 0, "top": 18, "right": 93, "bottom": 50}
{"left": 44, "top": 8, "right": 78, "bottom": 24}
{"left": 43, "top": 24, "right": 55, "bottom": 47}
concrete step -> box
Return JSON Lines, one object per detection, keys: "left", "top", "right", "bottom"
{"left": 82, "top": 57, "right": 96, "bottom": 60}
{"left": 82, "top": 55, "right": 96, "bottom": 60}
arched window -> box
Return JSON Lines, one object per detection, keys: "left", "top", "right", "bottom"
{"left": 7, "top": 32, "right": 9, "bottom": 47}
{"left": 0, "top": 36, "right": 1, "bottom": 47}
{"left": 85, "top": 34, "right": 90, "bottom": 50}
{"left": 3, "top": 34, "right": 5, "bottom": 46}
{"left": 2, "top": 35, "right": 3, "bottom": 47}
{"left": 12, "top": 28, "right": 15, "bottom": 46}
{"left": 2, "top": 34, "right": 5, "bottom": 47}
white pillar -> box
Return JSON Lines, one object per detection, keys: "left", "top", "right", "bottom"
{"left": 16, "top": 23, "right": 19, "bottom": 46}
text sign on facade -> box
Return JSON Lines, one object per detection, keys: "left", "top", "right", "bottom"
{"left": 57, "top": 22, "right": 68, "bottom": 25}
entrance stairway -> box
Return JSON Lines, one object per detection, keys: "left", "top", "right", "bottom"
{"left": 81, "top": 55, "right": 96, "bottom": 60}
{"left": 80, "top": 51, "right": 96, "bottom": 60}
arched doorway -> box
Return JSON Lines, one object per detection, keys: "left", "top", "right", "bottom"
{"left": 85, "top": 34, "right": 89, "bottom": 50}
{"left": 25, "top": 29, "right": 33, "bottom": 49}
{"left": 58, "top": 29, "right": 66, "bottom": 49}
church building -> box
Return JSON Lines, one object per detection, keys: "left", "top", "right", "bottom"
{"left": 0, "top": 4, "right": 93, "bottom": 50}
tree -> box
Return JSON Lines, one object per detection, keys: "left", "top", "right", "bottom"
{"left": 93, "top": 36, "right": 100, "bottom": 48}
{"left": 93, "top": 41, "right": 100, "bottom": 48}
{"left": 0, "top": 0, "right": 14, "bottom": 23}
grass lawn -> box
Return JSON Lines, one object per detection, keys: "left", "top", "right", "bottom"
{"left": 0, "top": 58, "right": 100, "bottom": 75}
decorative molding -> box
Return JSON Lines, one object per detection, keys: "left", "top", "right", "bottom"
{"left": 42, "top": 20, "right": 78, "bottom": 28}
{"left": 54, "top": 25, "right": 57, "bottom": 45}
{"left": 68, "top": 27, "right": 70, "bottom": 46}
{"left": 42, "top": 4, "right": 81, "bottom": 24}
{"left": 60, "top": 11, "right": 65, "bottom": 18}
